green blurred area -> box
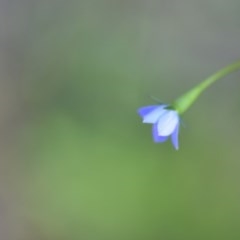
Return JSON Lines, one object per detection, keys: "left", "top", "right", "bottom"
{"left": 1, "top": 1, "right": 240, "bottom": 239}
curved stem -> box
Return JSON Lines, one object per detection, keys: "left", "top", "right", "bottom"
{"left": 174, "top": 60, "right": 240, "bottom": 114}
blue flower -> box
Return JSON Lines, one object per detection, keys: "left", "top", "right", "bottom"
{"left": 138, "top": 105, "right": 180, "bottom": 150}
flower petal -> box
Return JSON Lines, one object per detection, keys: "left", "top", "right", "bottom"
{"left": 157, "top": 110, "right": 179, "bottom": 136}
{"left": 152, "top": 123, "right": 169, "bottom": 143}
{"left": 138, "top": 105, "right": 158, "bottom": 117}
{"left": 171, "top": 123, "right": 179, "bottom": 150}
{"left": 138, "top": 105, "right": 167, "bottom": 124}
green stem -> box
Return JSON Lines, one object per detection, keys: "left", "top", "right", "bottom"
{"left": 173, "top": 60, "right": 240, "bottom": 114}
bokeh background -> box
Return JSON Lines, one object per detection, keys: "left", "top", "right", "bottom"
{"left": 1, "top": 0, "right": 240, "bottom": 239}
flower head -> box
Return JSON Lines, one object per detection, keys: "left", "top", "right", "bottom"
{"left": 138, "top": 105, "right": 180, "bottom": 150}
{"left": 137, "top": 61, "right": 240, "bottom": 151}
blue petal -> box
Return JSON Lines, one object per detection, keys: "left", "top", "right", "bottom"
{"left": 138, "top": 105, "right": 167, "bottom": 124}
{"left": 138, "top": 105, "right": 159, "bottom": 117}
{"left": 152, "top": 123, "right": 168, "bottom": 143}
{"left": 157, "top": 110, "right": 179, "bottom": 136}
{"left": 171, "top": 123, "right": 179, "bottom": 150}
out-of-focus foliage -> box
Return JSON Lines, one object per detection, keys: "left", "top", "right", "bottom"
{"left": 1, "top": 1, "right": 240, "bottom": 239}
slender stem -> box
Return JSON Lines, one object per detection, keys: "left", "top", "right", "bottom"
{"left": 198, "top": 60, "right": 240, "bottom": 92}
{"left": 173, "top": 60, "right": 240, "bottom": 114}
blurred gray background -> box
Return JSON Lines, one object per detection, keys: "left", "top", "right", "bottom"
{"left": 1, "top": 1, "right": 240, "bottom": 239}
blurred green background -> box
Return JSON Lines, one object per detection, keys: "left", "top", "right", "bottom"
{"left": 1, "top": 1, "right": 240, "bottom": 239}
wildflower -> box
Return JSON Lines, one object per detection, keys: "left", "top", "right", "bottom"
{"left": 138, "top": 60, "right": 240, "bottom": 150}
{"left": 138, "top": 105, "right": 180, "bottom": 150}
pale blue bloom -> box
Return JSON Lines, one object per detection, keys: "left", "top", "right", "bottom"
{"left": 138, "top": 105, "right": 180, "bottom": 150}
{"left": 137, "top": 61, "right": 240, "bottom": 150}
